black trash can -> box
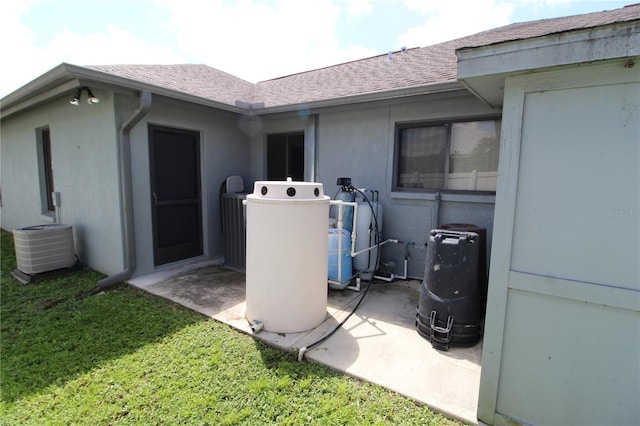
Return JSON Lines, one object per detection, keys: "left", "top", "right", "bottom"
{"left": 416, "top": 229, "right": 483, "bottom": 350}
{"left": 439, "top": 223, "right": 488, "bottom": 311}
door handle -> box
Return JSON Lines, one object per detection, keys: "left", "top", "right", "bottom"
{"left": 153, "top": 192, "right": 158, "bottom": 205}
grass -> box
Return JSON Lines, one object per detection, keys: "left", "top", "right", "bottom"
{"left": 1, "top": 230, "right": 459, "bottom": 425}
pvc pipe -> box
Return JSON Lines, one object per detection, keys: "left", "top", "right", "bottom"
{"left": 352, "top": 238, "right": 396, "bottom": 258}
{"left": 330, "top": 200, "right": 358, "bottom": 240}
{"left": 330, "top": 200, "right": 397, "bottom": 287}
{"left": 345, "top": 277, "right": 361, "bottom": 292}
{"left": 373, "top": 274, "right": 395, "bottom": 282}
{"left": 98, "top": 91, "right": 152, "bottom": 289}
{"left": 329, "top": 199, "right": 417, "bottom": 287}
{"left": 396, "top": 258, "right": 408, "bottom": 280}
{"left": 328, "top": 271, "right": 359, "bottom": 287}
{"left": 373, "top": 249, "right": 408, "bottom": 282}
{"left": 298, "top": 346, "right": 308, "bottom": 361}
{"left": 250, "top": 320, "right": 263, "bottom": 333}
{"left": 329, "top": 200, "right": 358, "bottom": 284}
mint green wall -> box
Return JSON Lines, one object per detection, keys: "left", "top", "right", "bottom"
{"left": 479, "top": 61, "right": 640, "bottom": 426}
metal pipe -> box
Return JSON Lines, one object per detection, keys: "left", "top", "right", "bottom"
{"left": 98, "top": 91, "right": 152, "bottom": 289}
{"left": 433, "top": 191, "right": 441, "bottom": 228}
{"left": 51, "top": 191, "right": 61, "bottom": 223}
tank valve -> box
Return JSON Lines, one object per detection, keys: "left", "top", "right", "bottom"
{"left": 336, "top": 177, "right": 352, "bottom": 191}
{"left": 250, "top": 320, "right": 263, "bottom": 333}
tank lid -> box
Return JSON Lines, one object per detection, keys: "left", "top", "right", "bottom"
{"left": 250, "top": 177, "right": 326, "bottom": 200}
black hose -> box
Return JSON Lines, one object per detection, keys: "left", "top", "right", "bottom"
{"left": 298, "top": 280, "right": 372, "bottom": 361}
{"left": 298, "top": 185, "right": 382, "bottom": 362}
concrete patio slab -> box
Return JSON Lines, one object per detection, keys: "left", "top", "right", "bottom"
{"left": 129, "top": 261, "right": 481, "bottom": 424}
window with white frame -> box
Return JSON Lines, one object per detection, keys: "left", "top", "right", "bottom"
{"left": 394, "top": 118, "right": 501, "bottom": 192}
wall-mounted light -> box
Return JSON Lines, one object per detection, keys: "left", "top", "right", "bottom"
{"left": 69, "top": 87, "right": 100, "bottom": 106}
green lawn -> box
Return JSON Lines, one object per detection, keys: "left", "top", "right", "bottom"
{"left": 1, "top": 230, "right": 458, "bottom": 425}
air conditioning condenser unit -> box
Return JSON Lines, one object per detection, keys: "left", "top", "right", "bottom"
{"left": 13, "top": 224, "right": 76, "bottom": 277}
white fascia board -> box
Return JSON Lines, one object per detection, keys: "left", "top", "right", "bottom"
{"left": 457, "top": 21, "right": 640, "bottom": 78}
{"left": 1, "top": 79, "right": 81, "bottom": 120}
{"left": 1, "top": 63, "right": 247, "bottom": 119}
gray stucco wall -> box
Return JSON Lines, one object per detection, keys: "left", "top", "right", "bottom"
{"left": 1, "top": 89, "right": 268, "bottom": 279}
{"left": 128, "top": 96, "right": 251, "bottom": 276}
{"left": 249, "top": 113, "right": 314, "bottom": 185}
{"left": 1, "top": 86, "right": 499, "bottom": 281}
{"left": 252, "top": 90, "right": 499, "bottom": 279}
{"left": 1, "top": 90, "right": 124, "bottom": 275}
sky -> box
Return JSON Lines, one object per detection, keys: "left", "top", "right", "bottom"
{"left": 1, "top": 0, "right": 637, "bottom": 97}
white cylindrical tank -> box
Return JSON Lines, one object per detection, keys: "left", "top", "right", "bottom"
{"left": 354, "top": 201, "right": 383, "bottom": 273}
{"left": 245, "top": 178, "right": 329, "bottom": 333}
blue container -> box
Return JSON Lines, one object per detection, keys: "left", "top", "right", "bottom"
{"left": 336, "top": 190, "right": 355, "bottom": 232}
{"left": 328, "top": 228, "right": 352, "bottom": 286}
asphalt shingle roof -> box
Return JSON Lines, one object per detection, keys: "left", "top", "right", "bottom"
{"left": 87, "top": 64, "right": 255, "bottom": 107}
{"left": 87, "top": 4, "right": 640, "bottom": 110}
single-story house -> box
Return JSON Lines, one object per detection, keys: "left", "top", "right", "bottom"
{"left": 2, "top": 4, "right": 638, "bottom": 425}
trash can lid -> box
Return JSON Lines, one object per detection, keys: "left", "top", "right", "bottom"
{"left": 250, "top": 177, "right": 327, "bottom": 200}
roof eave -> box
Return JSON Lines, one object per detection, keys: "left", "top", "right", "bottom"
{"left": 1, "top": 63, "right": 248, "bottom": 119}
{"left": 1, "top": 63, "right": 76, "bottom": 112}
{"left": 251, "top": 80, "right": 466, "bottom": 115}
{"left": 456, "top": 20, "right": 640, "bottom": 108}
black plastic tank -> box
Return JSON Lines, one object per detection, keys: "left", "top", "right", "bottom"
{"left": 439, "top": 223, "right": 488, "bottom": 311}
{"left": 416, "top": 229, "right": 483, "bottom": 350}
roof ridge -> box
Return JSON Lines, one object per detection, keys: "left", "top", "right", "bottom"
{"left": 89, "top": 63, "right": 254, "bottom": 82}
{"left": 4, "top": 4, "right": 637, "bottom": 110}
{"left": 442, "top": 3, "right": 640, "bottom": 50}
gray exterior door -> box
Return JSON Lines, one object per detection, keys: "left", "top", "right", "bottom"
{"left": 149, "top": 125, "right": 203, "bottom": 266}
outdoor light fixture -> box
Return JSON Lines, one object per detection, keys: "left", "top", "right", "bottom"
{"left": 69, "top": 87, "right": 100, "bottom": 106}
{"left": 69, "top": 91, "right": 80, "bottom": 105}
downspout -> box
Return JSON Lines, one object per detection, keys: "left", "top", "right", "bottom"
{"left": 98, "top": 91, "right": 152, "bottom": 289}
